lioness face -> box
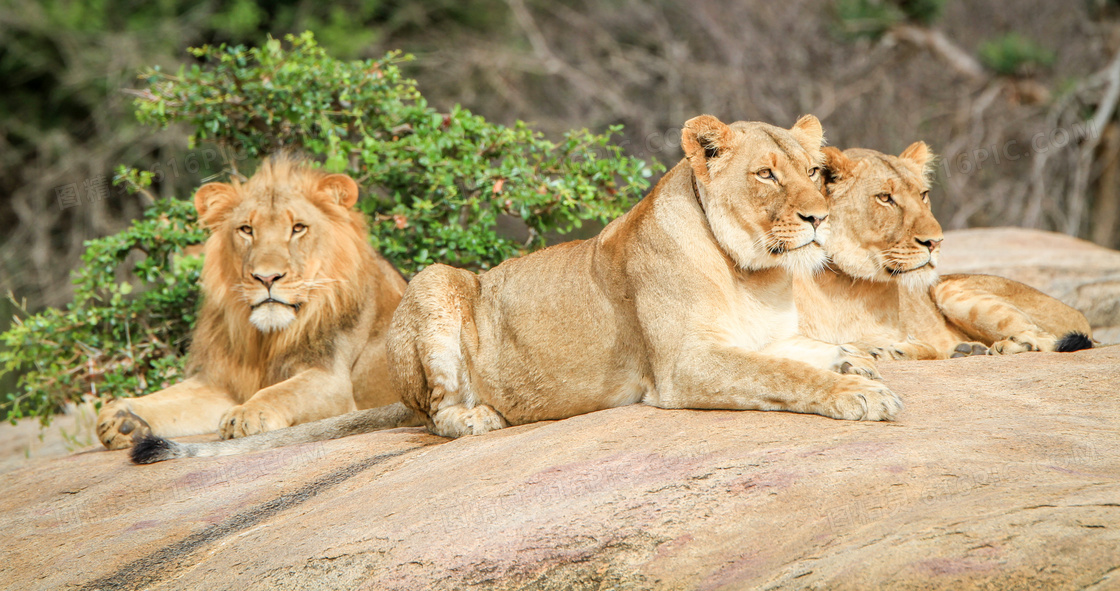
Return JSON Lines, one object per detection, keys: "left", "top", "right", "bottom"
{"left": 682, "top": 115, "right": 829, "bottom": 275}
{"left": 194, "top": 158, "right": 362, "bottom": 333}
{"left": 822, "top": 143, "right": 943, "bottom": 290}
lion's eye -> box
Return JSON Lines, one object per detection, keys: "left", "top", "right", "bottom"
{"left": 292, "top": 223, "right": 307, "bottom": 234}
{"left": 808, "top": 167, "right": 820, "bottom": 178}
{"left": 757, "top": 169, "right": 775, "bottom": 181}
{"left": 239, "top": 225, "right": 253, "bottom": 236}
{"left": 920, "top": 191, "right": 930, "bottom": 203}
{"left": 876, "top": 193, "right": 895, "bottom": 205}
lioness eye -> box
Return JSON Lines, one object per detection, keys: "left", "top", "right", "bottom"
{"left": 757, "top": 169, "right": 775, "bottom": 180}
{"left": 808, "top": 167, "right": 820, "bottom": 178}
{"left": 876, "top": 193, "right": 894, "bottom": 205}
{"left": 239, "top": 225, "right": 253, "bottom": 236}
{"left": 293, "top": 223, "right": 307, "bottom": 234}
{"left": 920, "top": 191, "right": 930, "bottom": 203}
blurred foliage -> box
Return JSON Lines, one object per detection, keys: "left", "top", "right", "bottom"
{"left": 0, "top": 0, "right": 511, "bottom": 415}
{"left": 979, "top": 33, "right": 1056, "bottom": 77}
{"left": 3, "top": 194, "right": 205, "bottom": 424}
{"left": 833, "top": 0, "right": 945, "bottom": 39}
{"left": 1, "top": 33, "right": 659, "bottom": 425}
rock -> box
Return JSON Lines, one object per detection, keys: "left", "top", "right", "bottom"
{"left": 940, "top": 228, "right": 1120, "bottom": 344}
{"left": 3, "top": 346, "right": 1118, "bottom": 590}
{"left": 0, "top": 402, "right": 98, "bottom": 476}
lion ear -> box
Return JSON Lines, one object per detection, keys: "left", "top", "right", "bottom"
{"left": 899, "top": 141, "right": 936, "bottom": 181}
{"left": 822, "top": 147, "right": 853, "bottom": 181}
{"left": 194, "top": 182, "right": 240, "bottom": 226}
{"left": 682, "top": 115, "right": 734, "bottom": 183}
{"left": 316, "top": 174, "right": 360, "bottom": 209}
{"left": 789, "top": 115, "right": 825, "bottom": 154}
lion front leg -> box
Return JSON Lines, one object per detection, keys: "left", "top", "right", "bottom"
{"left": 762, "top": 335, "right": 881, "bottom": 380}
{"left": 219, "top": 369, "right": 357, "bottom": 439}
{"left": 653, "top": 343, "right": 902, "bottom": 422}
{"left": 96, "top": 377, "right": 236, "bottom": 449}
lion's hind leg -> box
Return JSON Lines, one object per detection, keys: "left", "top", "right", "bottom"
{"left": 932, "top": 277, "right": 1059, "bottom": 354}
{"left": 388, "top": 264, "right": 506, "bottom": 439}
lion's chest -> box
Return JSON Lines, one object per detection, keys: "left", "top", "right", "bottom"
{"left": 721, "top": 279, "right": 799, "bottom": 351}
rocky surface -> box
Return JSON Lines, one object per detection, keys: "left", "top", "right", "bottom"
{"left": 4, "top": 346, "right": 1118, "bottom": 590}
{"left": 940, "top": 228, "right": 1120, "bottom": 344}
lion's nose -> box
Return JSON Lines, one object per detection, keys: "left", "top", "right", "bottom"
{"left": 916, "top": 237, "right": 943, "bottom": 252}
{"left": 799, "top": 213, "right": 827, "bottom": 229}
{"left": 252, "top": 272, "right": 285, "bottom": 289}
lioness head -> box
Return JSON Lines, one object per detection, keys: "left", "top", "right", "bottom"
{"left": 821, "top": 143, "right": 943, "bottom": 290}
{"left": 682, "top": 114, "right": 829, "bottom": 275}
{"left": 194, "top": 155, "right": 366, "bottom": 333}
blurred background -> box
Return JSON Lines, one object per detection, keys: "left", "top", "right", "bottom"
{"left": 2, "top": 0, "right": 1119, "bottom": 316}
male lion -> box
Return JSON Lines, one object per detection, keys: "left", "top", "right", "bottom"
{"left": 132, "top": 115, "right": 901, "bottom": 464}
{"left": 97, "top": 155, "right": 412, "bottom": 449}
{"left": 795, "top": 143, "right": 1093, "bottom": 360}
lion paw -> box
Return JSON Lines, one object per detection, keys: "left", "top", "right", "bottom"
{"left": 219, "top": 404, "right": 290, "bottom": 439}
{"left": 836, "top": 345, "right": 882, "bottom": 380}
{"left": 865, "top": 345, "right": 911, "bottom": 361}
{"left": 951, "top": 342, "right": 990, "bottom": 358}
{"left": 825, "top": 375, "right": 902, "bottom": 421}
{"left": 96, "top": 402, "right": 153, "bottom": 450}
{"left": 990, "top": 334, "right": 1055, "bottom": 355}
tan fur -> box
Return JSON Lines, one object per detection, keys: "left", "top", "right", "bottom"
{"left": 130, "top": 116, "right": 903, "bottom": 464}
{"left": 97, "top": 155, "right": 411, "bottom": 450}
{"left": 796, "top": 145, "right": 1092, "bottom": 360}
{"left": 384, "top": 114, "right": 899, "bottom": 442}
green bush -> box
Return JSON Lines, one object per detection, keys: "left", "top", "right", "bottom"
{"left": 833, "top": 0, "right": 945, "bottom": 40}
{"left": 2, "top": 32, "right": 660, "bottom": 425}
{"left": 978, "top": 33, "right": 1055, "bottom": 77}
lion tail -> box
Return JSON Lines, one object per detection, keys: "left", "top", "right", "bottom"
{"left": 129, "top": 402, "right": 424, "bottom": 464}
{"left": 1055, "top": 332, "right": 1094, "bottom": 353}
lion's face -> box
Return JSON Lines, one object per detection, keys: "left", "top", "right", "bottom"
{"left": 194, "top": 157, "right": 364, "bottom": 333}
{"left": 822, "top": 143, "right": 943, "bottom": 290}
{"left": 682, "top": 115, "right": 829, "bottom": 275}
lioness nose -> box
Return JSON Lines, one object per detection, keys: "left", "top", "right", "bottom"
{"left": 799, "top": 214, "right": 827, "bottom": 229}
{"left": 252, "top": 273, "right": 285, "bottom": 289}
{"left": 916, "top": 237, "right": 943, "bottom": 252}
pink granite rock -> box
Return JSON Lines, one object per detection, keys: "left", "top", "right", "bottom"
{"left": 3, "top": 346, "right": 1117, "bottom": 590}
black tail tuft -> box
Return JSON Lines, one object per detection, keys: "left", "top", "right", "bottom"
{"left": 130, "top": 435, "right": 176, "bottom": 464}
{"left": 1055, "top": 332, "right": 1093, "bottom": 353}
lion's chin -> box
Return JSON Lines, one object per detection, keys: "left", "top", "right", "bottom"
{"left": 894, "top": 265, "right": 939, "bottom": 292}
{"left": 250, "top": 304, "right": 298, "bottom": 333}
{"left": 779, "top": 243, "right": 827, "bottom": 276}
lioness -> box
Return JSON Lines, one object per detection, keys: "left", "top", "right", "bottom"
{"left": 97, "top": 155, "right": 413, "bottom": 449}
{"left": 132, "top": 115, "right": 901, "bottom": 464}
{"left": 795, "top": 143, "right": 1092, "bottom": 360}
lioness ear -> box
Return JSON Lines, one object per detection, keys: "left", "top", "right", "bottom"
{"left": 682, "top": 115, "right": 734, "bottom": 183}
{"left": 789, "top": 114, "right": 825, "bottom": 154}
{"left": 821, "top": 147, "right": 852, "bottom": 183}
{"left": 899, "top": 141, "right": 936, "bottom": 181}
{"left": 316, "top": 174, "right": 360, "bottom": 209}
{"left": 194, "top": 182, "right": 239, "bottom": 227}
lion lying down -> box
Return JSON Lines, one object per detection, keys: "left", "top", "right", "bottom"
{"left": 97, "top": 155, "right": 416, "bottom": 450}
{"left": 132, "top": 114, "right": 901, "bottom": 463}
{"left": 795, "top": 143, "right": 1092, "bottom": 360}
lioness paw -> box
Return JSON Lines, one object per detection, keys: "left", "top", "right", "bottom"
{"left": 951, "top": 342, "right": 990, "bottom": 358}
{"left": 825, "top": 375, "right": 902, "bottom": 421}
{"left": 836, "top": 345, "right": 882, "bottom": 380}
{"left": 991, "top": 334, "right": 1055, "bottom": 355}
{"left": 96, "top": 402, "right": 153, "bottom": 450}
{"left": 219, "top": 404, "right": 290, "bottom": 439}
